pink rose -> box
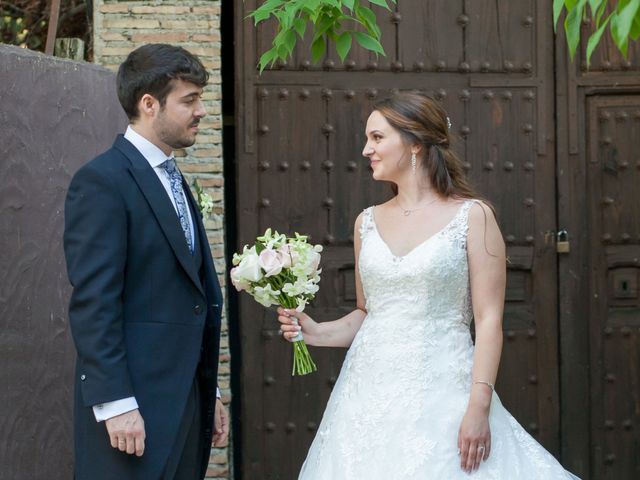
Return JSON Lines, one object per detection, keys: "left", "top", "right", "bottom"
{"left": 258, "top": 248, "right": 284, "bottom": 277}
{"left": 277, "top": 245, "right": 294, "bottom": 268}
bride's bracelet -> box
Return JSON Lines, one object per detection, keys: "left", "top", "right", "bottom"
{"left": 473, "top": 380, "right": 495, "bottom": 392}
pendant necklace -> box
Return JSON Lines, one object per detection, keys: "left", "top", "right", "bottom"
{"left": 396, "top": 196, "right": 439, "bottom": 216}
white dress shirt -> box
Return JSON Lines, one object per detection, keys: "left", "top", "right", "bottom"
{"left": 92, "top": 126, "right": 219, "bottom": 422}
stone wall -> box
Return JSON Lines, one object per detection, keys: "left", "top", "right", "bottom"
{"left": 92, "top": 2, "right": 230, "bottom": 478}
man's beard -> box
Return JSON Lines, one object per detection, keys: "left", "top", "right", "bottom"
{"left": 155, "top": 114, "right": 198, "bottom": 149}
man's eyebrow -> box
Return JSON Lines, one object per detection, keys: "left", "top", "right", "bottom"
{"left": 180, "top": 91, "right": 202, "bottom": 99}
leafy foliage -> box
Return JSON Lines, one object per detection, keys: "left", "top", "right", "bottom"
{"left": 247, "top": 0, "right": 396, "bottom": 72}
{"left": 0, "top": 0, "right": 90, "bottom": 55}
{"left": 554, "top": 0, "right": 640, "bottom": 66}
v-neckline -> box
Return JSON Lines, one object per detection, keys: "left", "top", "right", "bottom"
{"left": 370, "top": 201, "right": 468, "bottom": 260}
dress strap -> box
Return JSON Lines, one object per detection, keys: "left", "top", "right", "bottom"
{"left": 359, "top": 206, "right": 375, "bottom": 241}
{"left": 447, "top": 199, "right": 479, "bottom": 249}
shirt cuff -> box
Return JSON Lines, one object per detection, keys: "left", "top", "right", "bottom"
{"left": 93, "top": 397, "right": 139, "bottom": 422}
{"left": 216, "top": 387, "right": 221, "bottom": 399}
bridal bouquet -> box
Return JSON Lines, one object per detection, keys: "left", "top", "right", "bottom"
{"left": 231, "top": 228, "right": 322, "bottom": 375}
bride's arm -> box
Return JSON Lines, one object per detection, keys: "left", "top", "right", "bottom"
{"left": 458, "top": 201, "right": 506, "bottom": 473}
{"left": 277, "top": 212, "right": 368, "bottom": 348}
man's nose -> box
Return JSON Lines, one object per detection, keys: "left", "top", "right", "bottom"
{"left": 196, "top": 100, "right": 207, "bottom": 118}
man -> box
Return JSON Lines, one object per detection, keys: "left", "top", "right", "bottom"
{"left": 64, "top": 44, "right": 228, "bottom": 479}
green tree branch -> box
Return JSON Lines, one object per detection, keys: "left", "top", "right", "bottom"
{"left": 555, "top": 0, "right": 640, "bottom": 66}
{"left": 247, "top": 0, "right": 396, "bottom": 73}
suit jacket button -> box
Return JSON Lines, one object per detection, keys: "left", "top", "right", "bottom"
{"left": 194, "top": 305, "right": 202, "bottom": 315}
{"left": 80, "top": 375, "right": 86, "bottom": 381}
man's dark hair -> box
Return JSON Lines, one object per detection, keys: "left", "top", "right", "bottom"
{"left": 117, "top": 44, "right": 209, "bottom": 120}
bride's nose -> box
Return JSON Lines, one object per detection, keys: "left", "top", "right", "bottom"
{"left": 362, "top": 143, "right": 374, "bottom": 157}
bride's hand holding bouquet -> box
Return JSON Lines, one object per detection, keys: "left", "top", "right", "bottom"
{"left": 276, "top": 307, "right": 322, "bottom": 344}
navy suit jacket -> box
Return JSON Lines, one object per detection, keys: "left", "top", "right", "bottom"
{"left": 64, "top": 135, "right": 222, "bottom": 479}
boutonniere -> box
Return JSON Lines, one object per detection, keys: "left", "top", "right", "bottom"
{"left": 193, "top": 180, "right": 214, "bottom": 219}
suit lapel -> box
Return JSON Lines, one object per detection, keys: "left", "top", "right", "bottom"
{"left": 114, "top": 135, "right": 204, "bottom": 296}
{"left": 182, "top": 176, "right": 224, "bottom": 309}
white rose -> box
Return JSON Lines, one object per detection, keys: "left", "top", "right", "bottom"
{"left": 309, "top": 251, "right": 321, "bottom": 271}
{"left": 235, "top": 252, "right": 263, "bottom": 282}
{"left": 230, "top": 267, "right": 251, "bottom": 292}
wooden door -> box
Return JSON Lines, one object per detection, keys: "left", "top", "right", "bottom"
{"left": 587, "top": 95, "right": 640, "bottom": 479}
{"left": 234, "top": 1, "right": 559, "bottom": 477}
{"left": 555, "top": 7, "right": 640, "bottom": 478}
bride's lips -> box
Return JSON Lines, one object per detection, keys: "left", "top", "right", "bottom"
{"left": 370, "top": 160, "right": 380, "bottom": 169}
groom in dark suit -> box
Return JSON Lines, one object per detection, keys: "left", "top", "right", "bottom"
{"left": 64, "top": 44, "right": 228, "bottom": 479}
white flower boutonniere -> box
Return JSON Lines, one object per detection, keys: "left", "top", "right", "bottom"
{"left": 193, "top": 180, "right": 214, "bottom": 219}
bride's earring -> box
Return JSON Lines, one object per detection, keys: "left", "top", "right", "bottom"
{"left": 411, "top": 152, "right": 417, "bottom": 173}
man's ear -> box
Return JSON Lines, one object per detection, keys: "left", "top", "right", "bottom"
{"left": 138, "top": 94, "right": 158, "bottom": 120}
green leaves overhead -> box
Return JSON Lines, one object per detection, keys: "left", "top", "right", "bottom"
{"left": 248, "top": 0, "right": 397, "bottom": 73}
{"left": 555, "top": 0, "right": 640, "bottom": 67}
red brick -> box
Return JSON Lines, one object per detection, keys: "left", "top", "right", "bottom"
{"left": 103, "top": 18, "right": 160, "bottom": 29}
{"left": 192, "top": 33, "right": 221, "bottom": 42}
{"left": 160, "top": 19, "right": 213, "bottom": 30}
{"left": 180, "top": 163, "right": 221, "bottom": 173}
{"left": 193, "top": 147, "right": 222, "bottom": 158}
{"left": 199, "top": 177, "right": 224, "bottom": 187}
{"left": 131, "top": 32, "right": 189, "bottom": 43}
{"left": 100, "top": 32, "right": 129, "bottom": 41}
{"left": 100, "top": 4, "right": 130, "bottom": 13}
{"left": 192, "top": 6, "right": 221, "bottom": 14}
{"left": 131, "top": 6, "right": 191, "bottom": 14}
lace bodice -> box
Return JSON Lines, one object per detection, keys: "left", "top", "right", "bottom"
{"left": 358, "top": 200, "right": 475, "bottom": 326}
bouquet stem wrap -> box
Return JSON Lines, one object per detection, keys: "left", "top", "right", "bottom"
{"left": 282, "top": 307, "right": 317, "bottom": 376}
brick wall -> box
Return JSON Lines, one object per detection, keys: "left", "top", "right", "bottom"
{"left": 93, "top": 2, "right": 231, "bottom": 479}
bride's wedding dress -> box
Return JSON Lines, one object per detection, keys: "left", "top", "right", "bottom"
{"left": 299, "top": 200, "right": 579, "bottom": 479}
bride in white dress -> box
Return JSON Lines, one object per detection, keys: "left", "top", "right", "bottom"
{"left": 277, "top": 93, "right": 579, "bottom": 479}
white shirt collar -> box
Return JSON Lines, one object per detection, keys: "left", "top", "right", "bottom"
{"left": 124, "top": 125, "right": 173, "bottom": 168}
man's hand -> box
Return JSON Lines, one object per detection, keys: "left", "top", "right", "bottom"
{"left": 105, "top": 409, "right": 146, "bottom": 457}
{"left": 213, "top": 398, "right": 229, "bottom": 447}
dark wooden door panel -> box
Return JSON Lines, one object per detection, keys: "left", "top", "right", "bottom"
{"left": 586, "top": 95, "right": 640, "bottom": 480}
{"left": 235, "top": 1, "right": 559, "bottom": 477}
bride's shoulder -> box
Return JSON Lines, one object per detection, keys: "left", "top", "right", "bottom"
{"left": 465, "top": 198, "right": 496, "bottom": 221}
{"left": 464, "top": 199, "right": 503, "bottom": 250}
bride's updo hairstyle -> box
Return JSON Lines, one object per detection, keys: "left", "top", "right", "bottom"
{"left": 373, "top": 92, "right": 479, "bottom": 200}
{"left": 374, "top": 92, "right": 501, "bottom": 256}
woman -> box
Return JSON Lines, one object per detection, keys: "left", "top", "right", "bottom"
{"left": 277, "top": 93, "right": 578, "bottom": 479}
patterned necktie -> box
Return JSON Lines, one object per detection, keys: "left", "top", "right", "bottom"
{"left": 162, "top": 158, "right": 194, "bottom": 254}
